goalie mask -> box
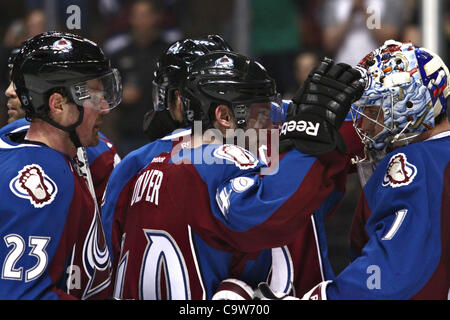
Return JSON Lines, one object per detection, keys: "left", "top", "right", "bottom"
{"left": 351, "top": 40, "right": 450, "bottom": 157}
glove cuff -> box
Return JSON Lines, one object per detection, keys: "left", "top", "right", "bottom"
{"left": 281, "top": 117, "right": 347, "bottom": 156}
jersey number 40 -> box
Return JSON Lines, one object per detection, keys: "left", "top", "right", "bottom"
{"left": 113, "top": 229, "right": 191, "bottom": 300}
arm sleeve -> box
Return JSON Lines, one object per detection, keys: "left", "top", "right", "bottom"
{"left": 193, "top": 147, "right": 348, "bottom": 252}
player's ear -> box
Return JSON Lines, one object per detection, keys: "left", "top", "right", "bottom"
{"left": 215, "top": 104, "right": 236, "bottom": 129}
{"left": 48, "top": 92, "right": 66, "bottom": 113}
{"left": 171, "top": 90, "right": 184, "bottom": 123}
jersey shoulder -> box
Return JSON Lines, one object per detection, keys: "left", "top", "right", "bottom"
{"left": 119, "top": 127, "right": 192, "bottom": 176}
{"left": 0, "top": 140, "right": 75, "bottom": 180}
{"left": 364, "top": 135, "right": 450, "bottom": 204}
{"left": 85, "top": 131, "right": 119, "bottom": 164}
{"left": 0, "top": 118, "right": 30, "bottom": 136}
{"left": 102, "top": 136, "right": 176, "bottom": 211}
{"left": 105, "top": 128, "right": 191, "bottom": 192}
{"left": 112, "top": 137, "right": 174, "bottom": 182}
{"left": 0, "top": 140, "right": 75, "bottom": 215}
{"left": 172, "top": 143, "right": 265, "bottom": 191}
{"left": 365, "top": 147, "right": 422, "bottom": 198}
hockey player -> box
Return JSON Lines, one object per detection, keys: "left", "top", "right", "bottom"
{"left": 0, "top": 31, "right": 122, "bottom": 299}
{"left": 137, "top": 38, "right": 318, "bottom": 297}
{"left": 101, "top": 35, "right": 233, "bottom": 258}
{"left": 136, "top": 35, "right": 364, "bottom": 297}
{"left": 141, "top": 35, "right": 233, "bottom": 142}
{"left": 105, "top": 49, "right": 363, "bottom": 299}
{"left": 4, "top": 49, "right": 25, "bottom": 124}
{"left": 302, "top": 40, "right": 450, "bottom": 300}
{"left": 2, "top": 48, "right": 121, "bottom": 205}
{"left": 137, "top": 39, "right": 363, "bottom": 298}
{"left": 101, "top": 34, "right": 235, "bottom": 291}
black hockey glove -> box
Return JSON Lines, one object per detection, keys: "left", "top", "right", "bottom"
{"left": 280, "top": 57, "right": 365, "bottom": 155}
{"left": 142, "top": 109, "right": 179, "bottom": 142}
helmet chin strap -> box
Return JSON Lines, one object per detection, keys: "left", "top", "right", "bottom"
{"left": 41, "top": 104, "right": 84, "bottom": 149}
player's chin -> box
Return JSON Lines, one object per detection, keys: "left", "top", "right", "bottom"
{"left": 7, "top": 115, "right": 17, "bottom": 124}
{"left": 83, "top": 131, "right": 100, "bottom": 147}
{"left": 7, "top": 110, "right": 24, "bottom": 123}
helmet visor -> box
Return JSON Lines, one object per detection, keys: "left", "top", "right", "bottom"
{"left": 243, "top": 96, "right": 283, "bottom": 130}
{"left": 71, "top": 68, "right": 122, "bottom": 111}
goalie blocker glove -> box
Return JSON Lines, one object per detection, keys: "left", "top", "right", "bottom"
{"left": 280, "top": 57, "right": 365, "bottom": 155}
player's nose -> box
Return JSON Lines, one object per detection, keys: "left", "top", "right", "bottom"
{"left": 5, "top": 82, "right": 16, "bottom": 98}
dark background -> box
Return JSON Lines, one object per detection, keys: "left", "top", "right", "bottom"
{"left": 0, "top": 0, "right": 448, "bottom": 275}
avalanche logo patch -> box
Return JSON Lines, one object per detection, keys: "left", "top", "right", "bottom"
{"left": 9, "top": 164, "right": 58, "bottom": 208}
{"left": 213, "top": 144, "right": 258, "bottom": 170}
{"left": 52, "top": 38, "right": 73, "bottom": 51}
{"left": 215, "top": 55, "right": 234, "bottom": 69}
{"left": 382, "top": 153, "right": 417, "bottom": 188}
{"left": 167, "top": 41, "right": 181, "bottom": 54}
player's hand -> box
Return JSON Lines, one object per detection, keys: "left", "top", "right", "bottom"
{"left": 280, "top": 57, "right": 365, "bottom": 155}
{"left": 254, "top": 282, "right": 299, "bottom": 300}
{"left": 212, "top": 278, "right": 255, "bottom": 300}
{"left": 301, "top": 280, "right": 332, "bottom": 300}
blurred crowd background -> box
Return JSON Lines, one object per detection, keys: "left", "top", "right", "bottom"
{"left": 0, "top": 0, "right": 448, "bottom": 275}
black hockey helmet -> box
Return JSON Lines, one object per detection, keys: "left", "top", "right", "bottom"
{"left": 11, "top": 31, "right": 122, "bottom": 147}
{"left": 7, "top": 47, "right": 20, "bottom": 70}
{"left": 152, "top": 34, "right": 233, "bottom": 112}
{"left": 12, "top": 31, "right": 121, "bottom": 117}
{"left": 179, "top": 51, "right": 278, "bottom": 129}
{"left": 143, "top": 34, "right": 232, "bottom": 140}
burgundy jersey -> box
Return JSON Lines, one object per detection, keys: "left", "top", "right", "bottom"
{"left": 103, "top": 128, "right": 349, "bottom": 299}
{"left": 0, "top": 134, "right": 112, "bottom": 299}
